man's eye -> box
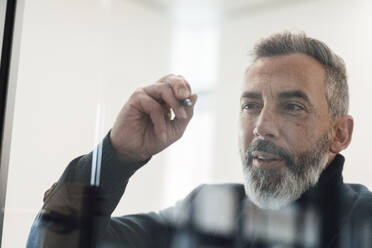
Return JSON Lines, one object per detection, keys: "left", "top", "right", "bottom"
{"left": 242, "top": 103, "right": 261, "bottom": 111}
{"left": 284, "top": 103, "right": 304, "bottom": 112}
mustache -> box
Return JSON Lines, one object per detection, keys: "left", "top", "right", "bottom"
{"left": 245, "top": 139, "right": 294, "bottom": 167}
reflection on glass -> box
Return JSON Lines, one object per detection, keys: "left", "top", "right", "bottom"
{"left": 26, "top": 30, "right": 372, "bottom": 247}
{"left": 2, "top": 0, "right": 372, "bottom": 247}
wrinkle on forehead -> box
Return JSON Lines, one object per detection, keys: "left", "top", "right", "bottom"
{"left": 243, "top": 53, "right": 328, "bottom": 107}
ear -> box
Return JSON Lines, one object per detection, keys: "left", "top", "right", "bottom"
{"left": 330, "top": 115, "right": 354, "bottom": 154}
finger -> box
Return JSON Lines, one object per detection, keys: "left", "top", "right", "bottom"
{"left": 157, "top": 74, "right": 192, "bottom": 100}
{"left": 175, "top": 74, "right": 192, "bottom": 93}
{"left": 169, "top": 93, "right": 198, "bottom": 139}
{"left": 135, "top": 92, "right": 168, "bottom": 142}
{"left": 162, "top": 103, "right": 172, "bottom": 120}
{"left": 143, "top": 83, "right": 187, "bottom": 119}
{"left": 184, "top": 93, "right": 197, "bottom": 116}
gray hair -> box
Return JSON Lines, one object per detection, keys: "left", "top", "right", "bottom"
{"left": 252, "top": 31, "right": 348, "bottom": 120}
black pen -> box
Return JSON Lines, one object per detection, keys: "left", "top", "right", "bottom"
{"left": 180, "top": 98, "right": 192, "bottom": 107}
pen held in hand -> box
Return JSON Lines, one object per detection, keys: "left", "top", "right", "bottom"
{"left": 180, "top": 98, "right": 193, "bottom": 107}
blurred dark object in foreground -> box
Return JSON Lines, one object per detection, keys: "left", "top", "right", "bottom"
{"left": 28, "top": 183, "right": 372, "bottom": 248}
{"left": 27, "top": 185, "right": 103, "bottom": 248}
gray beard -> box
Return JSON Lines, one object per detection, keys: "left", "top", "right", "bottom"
{"left": 241, "top": 132, "right": 331, "bottom": 210}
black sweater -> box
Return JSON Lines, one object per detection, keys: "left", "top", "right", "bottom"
{"left": 27, "top": 134, "right": 372, "bottom": 248}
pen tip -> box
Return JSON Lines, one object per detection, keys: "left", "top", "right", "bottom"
{"left": 181, "top": 98, "right": 193, "bottom": 107}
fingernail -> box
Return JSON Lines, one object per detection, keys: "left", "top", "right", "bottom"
{"left": 160, "top": 132, "right": 167, "bottom": 143}
{"left": 178, "top": 88, "right": 189, "bottom": 98}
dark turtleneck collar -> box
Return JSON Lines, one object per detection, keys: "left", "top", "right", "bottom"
{"left": 297, "top": 153, "right": 345, "bottom": 204}
{"left": 315, "top": 154, "right": 345, "bottom": 187}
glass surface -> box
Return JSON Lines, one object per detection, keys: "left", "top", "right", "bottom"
{"left": 1, "top": 0, "right": 372, "bottom": 247}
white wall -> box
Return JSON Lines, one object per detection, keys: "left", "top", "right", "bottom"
{"left": 2, "top": 0, "right": 372, "bottom": 247}
{"left": 2, "top": 0, "right": 172, "bottom": 247}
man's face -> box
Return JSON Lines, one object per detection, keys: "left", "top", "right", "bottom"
{"left": 239, "top": 53, "right": 332, "bottom": 209}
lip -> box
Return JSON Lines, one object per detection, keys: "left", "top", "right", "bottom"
{"left": 251, "top": 151, "right": 284, "bottom": 169}
{"left": 252, "top": 151, "right": 282, "bottom": 160}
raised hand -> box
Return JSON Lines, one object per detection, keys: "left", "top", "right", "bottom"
{"left": 110, "top": 74, "right": 197, "bottom": 163}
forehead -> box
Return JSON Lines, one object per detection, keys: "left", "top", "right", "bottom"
{"left": 243, "top": 53, "right": 327, "bottom": 100}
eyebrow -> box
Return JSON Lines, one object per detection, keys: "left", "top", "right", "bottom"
{"left": 240, "top": 92, "right": 262, "bottom": 99}
{"left": 241, "top": 90, "right": 312, "bottom": 105}
{"left": 278, "top": 90, "right": 311, "bottom": 104}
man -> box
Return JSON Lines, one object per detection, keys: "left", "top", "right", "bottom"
{"left": 27, "top": 32, "right": 372, "bottom": 248}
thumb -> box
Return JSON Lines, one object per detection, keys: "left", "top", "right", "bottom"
{"left": 169, "top": 93, "right": 198, "bottom": 140}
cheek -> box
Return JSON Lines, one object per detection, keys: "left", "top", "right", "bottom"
{"left": 283, "top": 116, "right": 319, "bottom": 151}
{"left": 239, "top": 117, "right": 255, "bottom": 149}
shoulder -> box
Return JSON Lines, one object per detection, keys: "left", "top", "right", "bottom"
{"left": 343, "top": 183, "right": 372, "bottom": 221}
{"left": 344, "top": 182, "right": 372, "bottom": 206}
{"left": 347, "top": 183, "right": 371, "bottom": 195}
{"left": 338, "top": 183, "right": 372, "bottom": 246}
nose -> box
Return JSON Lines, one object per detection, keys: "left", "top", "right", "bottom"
{"left": 253, "top": 106, "right": 279, "bottom": 139}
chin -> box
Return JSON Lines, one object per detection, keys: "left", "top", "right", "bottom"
{"left": 240, "top": 130, "right": 331, "bottom": 209}
{"left": 242, "top": 168, "right": 301, "bottom": 210}
{"left": 242, "top": 159, "right": 325, "bottom": 210}
{"left": 243, "top": 182, "right": 297, "bottom": 210}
